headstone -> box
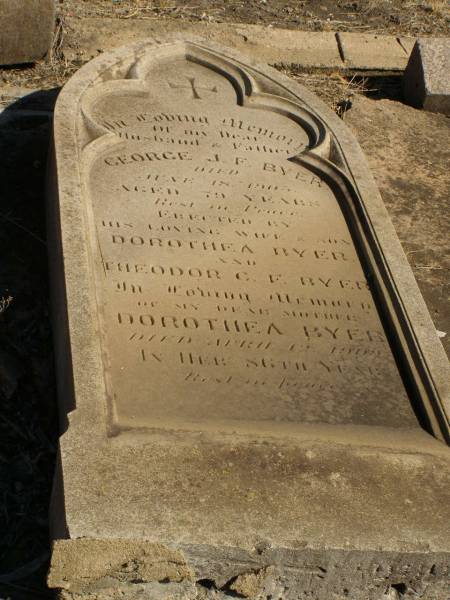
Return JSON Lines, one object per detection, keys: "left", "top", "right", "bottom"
{"left": 47, "top": 38, "right": 450, "bottom": 599}
{"left": 403, "top": 38, "right": 450, "bottom": 115}
{"left": 0, "top": 0, "right": 55, "bottom": 66}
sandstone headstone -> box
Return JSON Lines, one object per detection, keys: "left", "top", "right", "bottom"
{"left": 0, "top": 0, "right": 55, "bottom": 66}
{"left": 403, "top": 38, "right": 450, "bottom": 115}
{"left": 47, "top": 38, "right": 450, "bottom": 599}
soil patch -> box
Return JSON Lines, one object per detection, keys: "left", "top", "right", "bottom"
{"left": 345, "top": 94, "right": 450, "bottom": 354}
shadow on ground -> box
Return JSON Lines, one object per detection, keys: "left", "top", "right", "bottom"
{"left": 0, "top": 90, "right": 59, "bottom": 600}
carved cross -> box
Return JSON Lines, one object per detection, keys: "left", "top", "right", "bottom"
{"left": 168, "top": 77, "right": 218, "bottom": 100}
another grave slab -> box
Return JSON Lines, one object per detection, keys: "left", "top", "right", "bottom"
{"left": 47, "top": 38, "right": 450, "bottom": 599}
{"left": 403, "top": 38, "right": 450, "bottom": 115}
{"left": 0, "top": 0, "right": 55, "bottom": 66}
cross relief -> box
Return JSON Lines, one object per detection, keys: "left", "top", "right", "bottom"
{"left": 168, "top": 77, "right": 218, "bottom": 100}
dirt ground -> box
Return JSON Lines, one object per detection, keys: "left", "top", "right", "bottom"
{"left": 63, "top": 0, "right": 449, "bottom": 35}
{"left": 345, "top": 93, "right": 450, "bottom": 355}
{"left": 0, "top": 3, "right": 449, "bottom": 599}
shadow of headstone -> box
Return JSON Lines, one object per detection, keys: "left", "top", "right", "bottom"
{"left": 0, "top": 89, "right": 60, "bottom": 600}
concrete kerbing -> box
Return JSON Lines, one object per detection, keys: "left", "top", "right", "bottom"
{"left": 63, "top": 19, "right": 416, "bottom": 73}
{"left": 232, "top": 26, "right": 343, "bottom": 69}
{"left": 336, "top": 32, "right": 411, "bottom": 71}
{"left": 63, "top": 19, "right": 343, "bottom": 70}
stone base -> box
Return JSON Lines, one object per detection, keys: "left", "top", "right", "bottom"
{"left": 48, "top": 429, "right": 450, "bottom": 599}
{"left": 51, "top": 542, "right": 449, "bottom": 600}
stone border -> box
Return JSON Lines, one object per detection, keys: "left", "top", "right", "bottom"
{"left": 64, "top": 19, "right": 419, "bottom": 73}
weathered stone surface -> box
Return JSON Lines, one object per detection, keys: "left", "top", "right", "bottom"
{"left": 403, "top": 38, "right": 450, "bottom": 115}
{"left": 337, "top": 32, "right": 411, "bottom": 71}
{"left": 398, "top": 36, "right": 416, "bottom": 57}
{"left": 0, "top": 0, "right": 55, "bottom": 66}
{"left": 47, "top": 38, "right": 450, "bottom": 599}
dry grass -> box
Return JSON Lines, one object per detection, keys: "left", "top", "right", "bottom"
{"left": 0, "top": 296, "right": 13, "bottom": 315}
{"left": 279, "top": 67, "right": 374, "bottom": 117}
{"left": 61, "top": 0, "right": 450, "bottom": 35}
{"left": 408, "top": 0, "right": 448, "bottom": 13}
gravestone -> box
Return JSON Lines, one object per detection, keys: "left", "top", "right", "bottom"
{"left": 0, "top": 0, "right": 55, "bottom": 66}
{"left": 47, "top": 38, "right": 450, "bottom": 599}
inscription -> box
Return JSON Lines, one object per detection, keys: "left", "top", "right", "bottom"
{"left": 85, "top": 54, "right": 414, "bottom": 430}
{"left": 104, "top": 150, "right": 192, "bottom": 166}
{"left": 117, "top": 313, "right": 283, "bottom": 335}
